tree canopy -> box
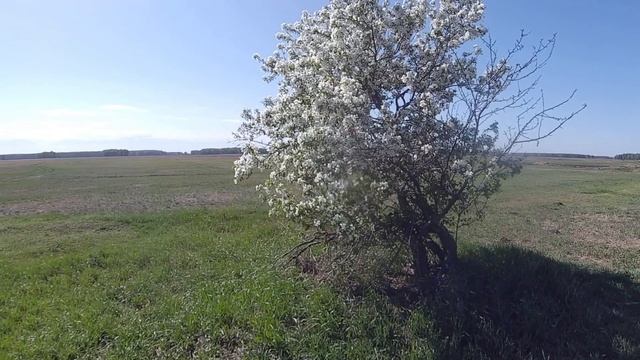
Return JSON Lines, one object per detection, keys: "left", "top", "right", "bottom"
{"left": 235, "top": 0, "right": 584, "bottom": 283}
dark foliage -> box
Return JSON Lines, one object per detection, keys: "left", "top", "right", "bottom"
{"left": 191, "top": 147, "right": 243, "bottom": 155}
{"left": 102, "top": 149, "right": 130, "bottom": 157}
{"left": 615, "top": 153, "right": 640, "bottom": 160}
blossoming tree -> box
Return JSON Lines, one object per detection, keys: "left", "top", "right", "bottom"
{"left": 234, "top": 0, "right": 584, "bottom": 284}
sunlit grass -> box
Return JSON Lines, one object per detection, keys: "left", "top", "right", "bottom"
{"left": 0, "top": 156, "right": 638, "bottom": 358}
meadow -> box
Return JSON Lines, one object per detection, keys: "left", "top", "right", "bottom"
{"left": 0, "top": 156, "right": 638, "bottom": 359}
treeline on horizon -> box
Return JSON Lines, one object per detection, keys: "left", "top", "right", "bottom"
{"left": 1, "top": 149, "right": 638, "bottom": 161}
{"left": 516, "top": 152, "right": 612, "bottom": 159}
{"left": 518, "top": 152, "right": 639, "bottom": 160}
{"left": 0, "top": 148, "right": 245, "bottom": 160}
{"left": 613, "top": 153, "right": 640, "bottom": 160}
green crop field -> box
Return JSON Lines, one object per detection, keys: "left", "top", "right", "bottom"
{"left": 1, "top": 156, "right": 638, "bottom": 359}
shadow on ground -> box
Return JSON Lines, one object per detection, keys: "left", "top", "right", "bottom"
{"left": 418, "top": 245, "right": 640, "bottom": 359}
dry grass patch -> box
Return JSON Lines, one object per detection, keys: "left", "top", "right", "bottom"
{"left": 0, "top": 191, "right": 238, "bottom": 216}
{"left": 569, "top": 213, "right": 640, "bottom": 250}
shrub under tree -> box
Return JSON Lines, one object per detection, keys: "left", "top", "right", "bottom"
{"left": 234, "top": 0, "right": 584, "bottom": 285}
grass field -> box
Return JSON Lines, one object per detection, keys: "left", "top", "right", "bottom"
{"left": 1, "top": 156, "right": 638, "bottom": 359}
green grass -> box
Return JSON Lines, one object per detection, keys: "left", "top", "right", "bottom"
{"left": 459, "top": 160, "right": 640, "bottom": 275}
{"left": 0, "top": 156, "right": 638, "bottom": 359}
{"left": 0, "top": 156, "right": 262, "bottom": 215}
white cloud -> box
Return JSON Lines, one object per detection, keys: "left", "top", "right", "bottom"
{"left": 2, "top": 118, "right": 147, "bottom": 142}
{"left": 0, "top": 104, "right": 239, "bottom": 152}
{"left": 42, "top": 108, "right": 97, "bottom": 118}
{"left": 100, "top": 104, "right": 146, "bottom": 112}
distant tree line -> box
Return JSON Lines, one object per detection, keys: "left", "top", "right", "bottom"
{"left": 190, "top": 147, "right": 268, "bottom": 155}
{"left": 103, "top": 149, "right": 130, "bottom": 157}
{"left": 38, "top": 151, "right": 57, "bottom": 159}
{"left": 614, "top": 153, "right": 640, "bottom": 160}
{"left": 516, "top": 153, "right": 611, "bottom": 159}
{"left": 191, "top": 147, "right": 242, "bottom": 155}
{"left": 0, "top": 147, "right": 259, "bottom": 160}
{"left": 1, "top": 149, "right": 623, "bottom": 161}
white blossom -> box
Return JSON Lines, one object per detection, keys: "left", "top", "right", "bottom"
{"left": 233, "top": 0, "right": 571, "bottom": 274}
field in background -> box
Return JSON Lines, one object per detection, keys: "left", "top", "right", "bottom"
{"left": 1, "top": 156, "right": 638, "bottom": 359}
{"left": 0, "top": 156, "right": 260, "bottom": 216}
{"left": 461, "top": 157, "right": 640, "bottom": 273}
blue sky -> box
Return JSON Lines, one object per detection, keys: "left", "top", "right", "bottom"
{"left": 0, "top": 0, "right": 638, "bottom": 155}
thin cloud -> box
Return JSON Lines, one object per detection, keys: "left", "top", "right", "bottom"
{"left": 42, "top": 108, "right": 97, "bottom": 118}
{"left": 221, "top": 119, "right": 242, "bottom": 124}
{"left": 101, "top": 104, "right": 147, "bottom": 112}
{"left": 0, "top": 106, "right": 240, "bottom": 153}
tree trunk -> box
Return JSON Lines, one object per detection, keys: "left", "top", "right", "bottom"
{"left": 409, "top": 236, "right": 430, "bottom": 287}
{"left": 433, "top": 224, "right": 457, "bottom": 268}
{"left": 397, "top": 193, "right": 432, "bottom": 286}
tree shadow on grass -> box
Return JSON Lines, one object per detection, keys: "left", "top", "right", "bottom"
{"left": 424, "top": 245, "right": 640, "bottom": 359}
